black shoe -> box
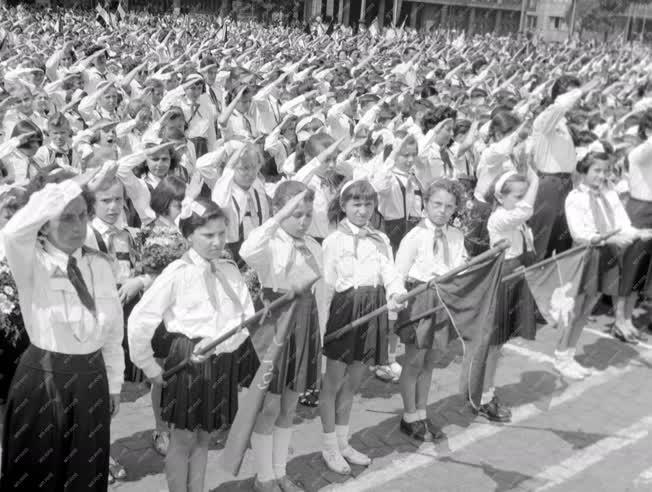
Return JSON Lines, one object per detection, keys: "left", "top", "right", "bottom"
{"left": 612, "top": 326, "right": 639, "bottom": 345}
{"left": 423, "top": 420, "right": 445, "bottom": 441}
{"left": 399, "top": 419, "right": 433, "bottom": 441}
{"left": 476, "top": 397, "right": 511, "bottom": 423}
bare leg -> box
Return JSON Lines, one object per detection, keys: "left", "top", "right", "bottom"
{"left": 334, "top": 362, "right": 367, "bottom": 426}
{"left": 166, "top": 427, "right": 195, "bottom": 492}
{"left": 398, "top": 344, "right": 425, "bottom": 415}
{"left": 319, "top": 358, "right": 347, "bottom": 433}
{"left": 187, "top": 430, "right": 209, "bottom": 492}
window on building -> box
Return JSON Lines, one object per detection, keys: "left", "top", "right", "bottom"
{"left": 550, "top": 16, "right": 565, "bottom": 30}
{"left": 526, "top": 15, "right": 537, "bottom": 30}
{"left": 528, "top": 0, "right": 537, "bottom": 9}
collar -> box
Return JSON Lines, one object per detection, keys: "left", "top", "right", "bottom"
{"left": 43, "top": 240, "right": 82, "bottom": 276}
{"left": 92, "top": 216, "right": 123, "bottom": 234}
{"left": 343, "top": 218, "right": 362, "bottom": 234}
{"left": 145, "top": 173, "right": 162, "bottom": 189}
{"left": 50, "top": 143, "right": 70, "bottom": 153}
{"left": 578, "top": 183, "right": 603, "bottom": 195}
{"left": 424, "top": 218, "right": 447, "bottom": 232}
{"left": 277, "top": 225, "right": 304, "bottom": 245}
{"left": 188, "top": 248, "right": 211, "bottom": 270}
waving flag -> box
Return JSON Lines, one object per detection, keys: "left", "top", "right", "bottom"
{"left": 222, "top": 300, "right": 299, "bottom": 476}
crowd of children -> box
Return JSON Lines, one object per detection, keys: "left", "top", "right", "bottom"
{"left": 1, "top": 3, "right": 652, "bottom": 492}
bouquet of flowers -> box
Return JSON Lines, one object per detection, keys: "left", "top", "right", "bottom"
{"left": 137, "top": 226, "right": 188, "bottom": 275}
{"left": 0, "top": 259, "right": 24, "bottom": 346}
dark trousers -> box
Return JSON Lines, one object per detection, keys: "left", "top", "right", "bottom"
{"left": 528, "top": 173, "right": 574, "bottom": 261}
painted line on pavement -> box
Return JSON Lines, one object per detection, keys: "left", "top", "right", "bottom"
{"left": 585, "top": 327, "right": 652, "bottom": 351}
{"left": 329, "top": 360, "right": 643, "bottom": 492}
{"left": 503, "top": 342, "right": 556, "bottom": 364}
{"left": 526, "top": 415, "right": 652, "bottom": 491}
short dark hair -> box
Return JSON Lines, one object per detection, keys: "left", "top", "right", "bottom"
{"left": 576, "top": 152, "right": 611, "bottom": 175}
{"left": 179, "top": 200, "right": 227, "bottom": 238}
{"left": 551, "top": 75, "right": 581, "bottom": 102}
{"left": 150, "top": 176, "right": 186, "bottom": 217}
{"left": 424, "top": 178, "right": 464, "bottom": 208}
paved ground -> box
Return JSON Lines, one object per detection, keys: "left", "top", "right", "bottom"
{"left": 108, "top": 310, "right": 652, "bottom": 492}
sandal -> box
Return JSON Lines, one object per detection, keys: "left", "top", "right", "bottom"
{"left": 298, "top": 388, "right": 319, "bottom": 407}
{"left": 109, "top": 456, "right": 127, "bottom": 481}
{"left": 152, "top": 430, "right": 170, "bottom": 456}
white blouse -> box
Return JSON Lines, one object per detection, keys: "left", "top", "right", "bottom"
{"left": 395, "top": 219, "right": 467, "bottom": 281}
{"left": 532, "top": 88, "right": 582, "bottom": 174}
{"left": 627, "top": 137, "right": 652, "bottom": 202}
{"left": 294, "top": 157, "right": 337, "bottom": 240}
{"left": 474, "top": 132, "right": 520, "bottom": 203}
{"left": 565, "top": 183, "right": 637, "bottom": 243}
{"left": 487, "top": 202, "right": 535, "bottom": 259}
{"left": 239, "top": 218, "right": 327, "bottom": 330}
{"left": 2, "top": 181, "right": 125, "bottom": 394}
{"left": 128, "top": 249, "right": 254, "bottom": 379}
{"left": 322, "top": 220, "right": 406, "bottom": 310}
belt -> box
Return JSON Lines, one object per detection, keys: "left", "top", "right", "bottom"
{"left": 537, "top": 171, "right": 572, "bottom": 178}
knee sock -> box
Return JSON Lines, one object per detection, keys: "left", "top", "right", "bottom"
{"left": 272, "top": 427, "right": 293, "bottom": 479}
{"left": 251, "top": 432, "right": 275, "bottom": 482}
{"left": 335, "top": 424, "right": 349, "bottom": 450}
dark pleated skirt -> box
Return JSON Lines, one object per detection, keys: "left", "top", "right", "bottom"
{"left": 258, "top": 288, "right": 321, "bottom": 395}
{"left": 463, "top": 198, "right": 492, "bottom": 258}
{"left": 1, "top": 345, "right": 110, "bottom": 492}
{"left": 599, "top": 241, "right": 648, "bottom": 297}
{"left": 123, "top": 293, "right": 145, "bottom": 383}
{"left": 0, "top": 323, "right": 29, "bottom": 404}
{"left": 491, "top": 255, "right": 537, "bottom": 346}
{"left": 625, "top": 197, "right": 652, "bottom": 296}
{"left": 190, "top": 137, "right": 209, "bottom": 159}
{"left": 161, "top": 333, "right": 259, "bottom": 432}
{"left": 323, "top": 286, "right": 388, "bottom": 366}
{"left": 151, "top": 322, "right": 174, "bottom": 360}
{"left": 396, "top": 280, "right": 456, "bottom": 350}
{"left": 382, "top": 217, "right": 420, "bottom": 255}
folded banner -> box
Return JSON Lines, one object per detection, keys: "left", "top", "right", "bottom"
{"left": 523, "top": 246, "right": 593, "bottom": 329}
{"left": 222, "top": 300, "right": 298, "bottom": 476}
{"left": 432, "top": 252, "right": 505, "bottom": 407}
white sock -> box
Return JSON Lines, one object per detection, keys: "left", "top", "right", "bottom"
{"left": 554, "top": 349, "right": 569, "bottom": 361}
{"left": 403, "top": 412, "right": 419, "bottom": 423}
{"left": 416, "top": 409, "right": 427, "bottom": 421}
{"left": 322, "top": 431, "right": 339, "bottom": 452}
{"left": 335, "top": 424, "right": 349, "bottom": 450}
{"left": 251, "top": 432, "right": 275, "bottom": 482}
{"left": 567, "top": 348, "right": 577, "bottom": 359}
{"left": 481, "top": 388, "right": 495, "bottom": 405}
{"left": 272, "top": 426, "right": 293, "bottom": 479}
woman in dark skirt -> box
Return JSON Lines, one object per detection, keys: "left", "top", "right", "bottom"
{"left": 480, "top": 169, "right": 539, "bottom": 422}
{"left": 128, "top": 199, "right": 259, "bottom": 492}
{"left": 319, "top": 180, "right": 406, "bottom": 475}
{"left": 240, "top": 181, "right": 322, "bottom": 492}
{"left": 395, "top": 179, "right": 469, "bottom": 442}
{"left": 1, "top": 169, "right": 125, "bottom": 492}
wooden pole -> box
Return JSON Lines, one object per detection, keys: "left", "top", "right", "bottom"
{"left": 163, "top": 276, "right": 319, "bottom": 380}
{"left": 501, "top": 230, "right": 620, "bottom": 283}
{"left": 323, "top": 239, "right": 510, "bottom": 345}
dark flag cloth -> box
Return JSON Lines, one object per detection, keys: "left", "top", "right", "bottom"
{"left": 222, "top": 300, "right": 299, "bottom": 476}
{"left": 430, "top": 253, "right": 504, "bottom": 407}
{"left": 523, "top": 246, "right": 592, "bottom": 330}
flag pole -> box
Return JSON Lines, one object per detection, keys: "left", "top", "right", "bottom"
{"left": 162, "top": 276, "right": 319, "bottom": 380}
{"left": 501, "top": 229, "right": 620, "bottom": 283}
{"left": 323, "top": 239, "right": 510, "bottom": 345}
